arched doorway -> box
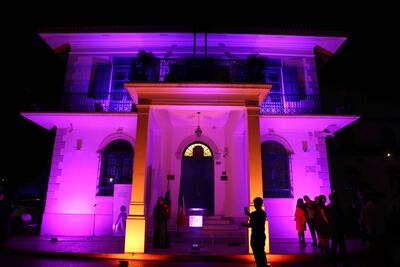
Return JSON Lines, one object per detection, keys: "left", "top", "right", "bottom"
{"left": 180, "top": 142, "right": 214, "bottom": 215}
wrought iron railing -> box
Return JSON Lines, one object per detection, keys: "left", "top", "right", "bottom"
{"left": 118, "top": 58, "right": 266, "bottom": 83}
{"left": 261, "top": 94, "right": 322, "bottom": 114}
{"left": 51, "top": 92, "right": 357, "bottom": 115}
{"left": 61, "top": 92, "right": 136, "bottom": 112}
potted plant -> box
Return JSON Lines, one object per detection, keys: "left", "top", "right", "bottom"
{"left": 95, "top": 102, "right": 104, "bottom": 112}
{"left": 136, "top": 50, "right": 156, "bottom": 81}
{"left": 246, "top": 54, "right": 265, "bottom": 83}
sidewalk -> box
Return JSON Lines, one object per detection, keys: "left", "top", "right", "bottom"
{"left": 4, "top": 236, "right": 369, "bottom": 263}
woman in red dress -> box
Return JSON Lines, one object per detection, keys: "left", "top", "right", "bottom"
{"left": 295, "top": 198, "right": 307, "bottom": 245}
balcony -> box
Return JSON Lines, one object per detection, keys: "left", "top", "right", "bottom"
{"left": 114, "top": 58, "right": 268, "bottom": 83}
{"left": 23, "top": 59, "right": 360, "bottom": 115}
{"left": 48, "top": 92, "right": 357, "bottom": 115}
{"left": 61, "top": 92, "right": 136, "bottom": 113}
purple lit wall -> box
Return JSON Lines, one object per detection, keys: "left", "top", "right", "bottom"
{"left": 21, "top": 31, "right": 357, "bottom": 240}
{"left": 259, "top": 115, "right": 358, "bottom": 238}
{"left": 22, "top": 113, "right": 137, "bottom": 236}
{"left": 23, "top": 110, "right": 358, "bottom": 238}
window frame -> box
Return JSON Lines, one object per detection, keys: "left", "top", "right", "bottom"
{"left": 261, "top": 141, "right": 293, "bottom": 198}
{"left": 97, "top": 140, "right": 134, "bottom": 197}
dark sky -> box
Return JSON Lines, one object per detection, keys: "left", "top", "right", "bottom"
{"left": 4, "top": 4, "right": 398, "bottom": 194}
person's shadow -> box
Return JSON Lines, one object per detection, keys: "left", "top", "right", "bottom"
{"left": 113, "top": 205, "right": 127, "bottom": 236}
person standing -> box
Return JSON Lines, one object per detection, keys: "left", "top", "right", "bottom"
{"left": 315, "top": 195, "right": 330, "bottom": 253}
{"left": 352, "top": 189, "right": 367, "bottom": 246}
{"left": 153, "top": 196, "right": 170, "bottom": 248}
{"left": 327, "top": 193, "right": 346, "bottom": 258}
{"left": 0, "top": 191, "right": 11, "bottom": 245}
{"left": 295, "top": 198, "right": 307, "bottom": 245}
{"left": 359, "top": 193, "right": 389, "bottom": 266}
{"left": 303, "top": 195, "right": 318, "bottom": 246}
{"left": 242, "top": 197, "right": 269, "bottom": 267}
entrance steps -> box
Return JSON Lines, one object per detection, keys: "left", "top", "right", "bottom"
{"left": 146, "top": 216, "right": 247, "bottom": 245}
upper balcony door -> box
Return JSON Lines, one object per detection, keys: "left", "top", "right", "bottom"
{"left": 262, "top": 66, "right": 284, "bottom": 113}
{"left": 110, "top": 58, "right": 135, "bottom": 112}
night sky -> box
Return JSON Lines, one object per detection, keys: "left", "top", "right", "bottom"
{"left": 4, "top": 5, "right": 398, "bottom": 198}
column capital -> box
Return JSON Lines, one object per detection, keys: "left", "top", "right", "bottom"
{"left": 245, "top": 100, "right": 260, "bottom": 107}
{"left": 136, "top": 101, "right": 151, "bottom": 114}
{"left": 246, "top": 105, "right": 260, "bottom": 116}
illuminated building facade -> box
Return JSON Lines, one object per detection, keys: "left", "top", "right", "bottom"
{"left": 22, "top": 30, "right": 358, "bottom": 253}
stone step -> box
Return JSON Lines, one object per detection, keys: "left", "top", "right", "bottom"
{"left": 147, "top": 225, "right": 245, "bottom": 232}
{"left": 203, "top": 219, "right": 231, "bottom": 225}
{"left": 146, "top": 230, "right": 247, "bottom": 243}
{"left": 203, "top": 215, "right": 223, "bottom": 220}
{"left": 147, "top": 229, "right": 246, "bottom": 238}
{"left": 147, "top": 216, "right": 245, "bottom": 239}
{"left": 203, "top": 224, "right": 240, "bottom": 230}
{"left": 147, "top": 237, "right": 246, "bottom": 244}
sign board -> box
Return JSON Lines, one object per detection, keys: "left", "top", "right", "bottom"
{"left": 189, "top": 215, "right": 203, "bottom": 227}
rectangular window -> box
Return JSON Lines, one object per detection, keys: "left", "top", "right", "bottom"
{"left": 111, "top": 58, "right": 134, "bottom": 103}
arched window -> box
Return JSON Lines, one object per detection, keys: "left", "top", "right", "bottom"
{"left": 261, "top": 141, "right": 292, "bottom": 198}
{"left": 184, "top": 143, "right": 213, "bottom": 157}
{"left": 97, "top": 140, "right": 134, "bottom": 196}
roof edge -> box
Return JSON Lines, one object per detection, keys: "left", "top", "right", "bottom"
{"left": 38, "top": 26, "right": 349, "bottom": 38}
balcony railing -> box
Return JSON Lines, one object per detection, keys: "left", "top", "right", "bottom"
{"left": 262, "top": 94, "right": 322, "bottom": 114}
{"left": 61, "top": 92, "right": 136, "bottom": 112}
{"left": 46, "top": 92, "right": 357, "bottom": 115}
{"left": 117, "top": 58, "right": 267, "bottom": 83}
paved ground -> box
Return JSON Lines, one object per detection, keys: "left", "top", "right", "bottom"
{"left": 5, "top": 236, "right": 367, "bottom": 255}
{"left": 0, "top": 250, "right": 374, "bottom": 267}
{"left": 3, "top": 236, "right": 399, "bottom": 266}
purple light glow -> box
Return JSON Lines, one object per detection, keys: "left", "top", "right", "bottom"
{"left": 23, "top": 108, "right": 358, "bottom": 238}
{"left": 40, "top": 32, "right": 346, "bottom": 57}
{"left": 21, "top": 113, "right": 137, "bottom": 236}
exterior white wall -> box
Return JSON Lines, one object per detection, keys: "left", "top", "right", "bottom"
{"left": 260, "top": 116, "right": 331, "bottom": 238}
{"left": 223, "top": 110, "right": 249, "bottom": 219}
{"left": 33, "top": 31, "right": 351, "bottom": 241}
{"left": 41, "top": 115, "right": 137, "bottom": 236}
{"left": 38, "top": 112, "right": 338, "bottom": 240}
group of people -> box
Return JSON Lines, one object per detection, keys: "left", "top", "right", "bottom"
{"left": 295, "top": 193, "right": 346, "bottom": 256}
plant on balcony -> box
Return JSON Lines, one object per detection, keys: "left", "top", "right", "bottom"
{"left": 246, "top": 54, "right": 265, "bottom": 83}
{"left": 95, "top": 102, "right": 104, "bottom": 112}
{"left": 130, "top": 103, "right": 138, "bottom": 112}
{"left": 136, "top": 50, "right": 156, "bottom": 81}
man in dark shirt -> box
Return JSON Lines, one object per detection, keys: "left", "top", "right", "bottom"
{"left": 303, "top": 195, "right": 318, "bottom": 246}
{"left": 327, "top": 193, "right": 346, "bottom": 257}
{"left": 242, "top": 197, "right": 268, "bottom": 267}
